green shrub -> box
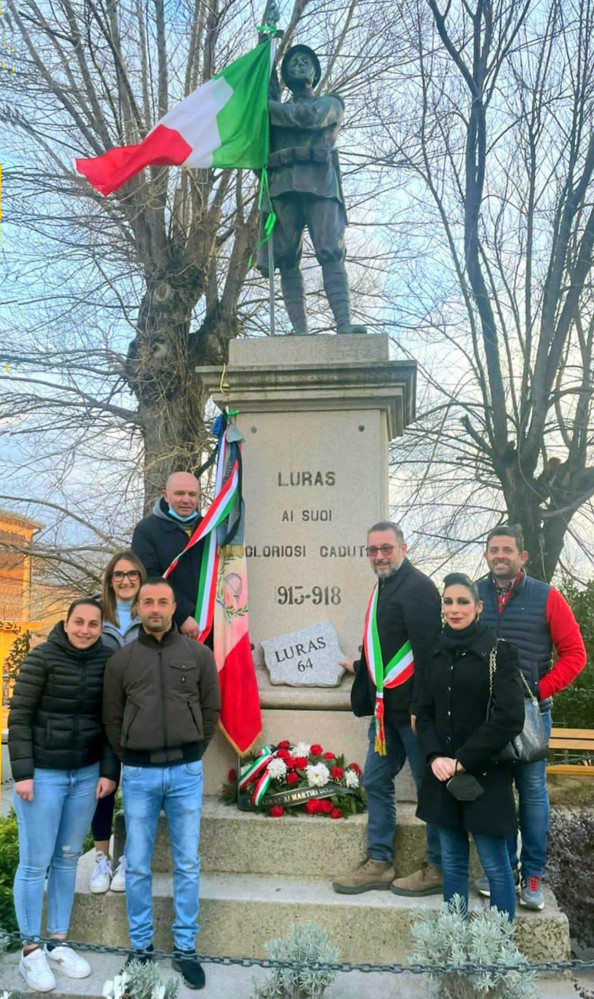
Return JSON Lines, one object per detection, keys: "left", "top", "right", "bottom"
{"left": 0, "top": 811, "right": 19, "bottom": 937}
{"left": 410, "top": 896, "right": 537, "bottom": 998}
{"left": 555, "top": 580, "right": 594, "bottom": 730}
{"left": 547, "top": 809, "right": 594, "bottom": 949}
{"left": 251, "top": 922, "right": 339, "bottom": 999}
{"left": 102, "top": 960, "right": 179, "bottom": 999}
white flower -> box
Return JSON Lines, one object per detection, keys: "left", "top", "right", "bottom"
{"left": 306, "top": 762, "right": 330, "bottom": 787}
{"left": 292, "top": 742, "right": 311, "bottom": 758}
{"left": 153, "top": 986, "right": 166, "bottom": 999}
{"left": 267, "top": 758, "right": 287, "bottom": 780}
{"left": 102, "top": 981, "right": 114, "bottom": 999}
{"left": 344, "top": 769, "right": 360, "bottom": 788}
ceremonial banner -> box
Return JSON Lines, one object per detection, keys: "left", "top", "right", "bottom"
{"left": 211, "top": 415, "right": 262, "bottom": 755}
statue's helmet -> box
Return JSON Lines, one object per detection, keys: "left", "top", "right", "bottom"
{"left": 281, "top": 45, "right": 322, "bottom": 89}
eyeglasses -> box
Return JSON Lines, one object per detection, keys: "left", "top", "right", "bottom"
{"left": 365, "top": 545, "right": 395, "bottom": 557}
{"left": 112, "top": 570, "right": 141, "bottom": 582}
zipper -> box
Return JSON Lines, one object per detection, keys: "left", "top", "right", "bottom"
{"left": 158, "top": 643, "right": 168, "bottom": 750}
{"left": 74, "top": 660, "right": 86, "bottom": 748}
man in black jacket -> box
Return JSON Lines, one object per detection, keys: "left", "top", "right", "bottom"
{"left": 103, "top": 578, "right": 220, "bottom": 991}
{"left": 332, "top": 521, "right": 443, "bottom": 896}
{"left": 132, "top": 471, "right": 205, "bottom": 639}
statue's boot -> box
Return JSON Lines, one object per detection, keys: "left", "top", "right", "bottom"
{"left": 280, "top": 267, "right": 311, "bottom": 335}
{"left": 321, "top": 260, "right": 367, "bottom": 334}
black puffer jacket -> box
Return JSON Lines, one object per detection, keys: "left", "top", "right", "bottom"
{"left": 8, "top": 623, "right": 119, "bottom": 782}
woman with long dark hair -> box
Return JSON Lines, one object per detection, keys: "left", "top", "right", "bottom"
{"left": 89, "top": 550, "right": 146, "bottom": 895}
{"left": 9, "top": 598, "right": 118, "bottom": 993}
{"left": 415, "top": 573, "right": 524, "bottom": 919}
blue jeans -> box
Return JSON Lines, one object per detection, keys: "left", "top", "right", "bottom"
{"left": 364, "top": 718, "right": 441, "bottom": 869}
{"left": 507, "top": 710, "right": 552, "bottom": 878}
{"left": 122, "top": 760, "right": 204, "bottom": 951}
{"left": 439, "top": 825, "right": 516, "bottom": 919}
{"left": 13, "top": 763, "right": 100, "bottom": 939}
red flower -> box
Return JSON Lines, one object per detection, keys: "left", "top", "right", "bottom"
{"left": 319, "top": 799, "right": 333, "bottom": 814}
{"left": 294, "top": 756, "right": 309, "bottom": 769}
{"left": 348, "top": 763, "right": 362, "bottom": 775}
{"left": 276, "top": 749, "right": 290, "bottom": 760}
{"left": 304, "top": 800, "right": 319, "bottom": 814}
{"left": 269, "top": 805, "right": 284, "bottom": 817}
{"left": 330, "top": 766, "right": 344, "bottom": 780}
{"left": 277, "top": 740, "right": 291, "bottom": 750}
{"left": 284, "top": 755, "right": 296, "bottom": 769}
{"left": 228, "top": 769, "right": 237, "bottom": 783}
{"left": 330, "top": 808, "right": 343, "bottom": 819}
{"left": 286, "top": 772, "right": 299, "bottom": 786}
{"left": 323, "top": 752, "right": 336, "bottom": 761}
{"left": 310, "top": 744, "right": 324, "bottom": 757}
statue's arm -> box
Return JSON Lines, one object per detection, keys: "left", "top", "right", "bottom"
{"left": 268, "top": 95, "right": 344, "bottom": 130}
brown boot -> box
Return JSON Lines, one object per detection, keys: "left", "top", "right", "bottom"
{"left": 332, "top": 858, "right": 395, "bottom": 894}
{"left": 390, "top": 862, "right": 443, "bottom": 897}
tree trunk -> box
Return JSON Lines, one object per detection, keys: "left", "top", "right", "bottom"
{"left": 125, "top": 267, "right": 210, "bottom": 507}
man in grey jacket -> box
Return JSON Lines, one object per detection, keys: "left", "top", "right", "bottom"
{"left": 103, "top": 578, "right": 220, "bottom": 990}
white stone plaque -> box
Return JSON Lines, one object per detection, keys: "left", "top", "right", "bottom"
{"left": 262, "top": 622, "right": 346, "bottom": 687}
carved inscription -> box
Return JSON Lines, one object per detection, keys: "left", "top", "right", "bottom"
{"left": 261, "top": 622, "right": 345, "bottom": 687}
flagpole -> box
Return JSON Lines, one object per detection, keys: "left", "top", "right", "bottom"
{"left": 267, "top": 202, "right": 276, "bottom": 337}
{"left": 259, "top": 1, "right": 281, "bottom": 336}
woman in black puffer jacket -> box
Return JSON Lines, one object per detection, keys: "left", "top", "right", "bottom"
{"left": 8, "top": 598, "right": 118, "bottom": 993}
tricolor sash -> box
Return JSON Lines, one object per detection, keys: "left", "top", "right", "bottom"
{"left": 162, "top": 453, "right": 239, "bottom": 642}
{"left": 363, "top": 583, "right": 415, "bottom": 755}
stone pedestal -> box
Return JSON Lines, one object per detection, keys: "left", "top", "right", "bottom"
{"left": 198, "top": 334, "right": 416, "bottom": 659}
{"left": 197, "top": 334, "right": 417, "bottom": 794}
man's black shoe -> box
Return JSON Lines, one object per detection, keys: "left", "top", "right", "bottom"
{"left": 172, "top": 950, "right": 205, "bottom": 990}
{"left": 124, "top": 944, "right": 154, "bottom": 967}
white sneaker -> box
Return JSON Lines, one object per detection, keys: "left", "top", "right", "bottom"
{"left": 110, "top": 855, "right": 127, "bottom": 892}
{"left": 45, "top": 943, "right": 92, "bottom": 979}
{"left": 19, "top": 947, "right": 56, "bottom": 992}
{"left": 89, "top": 851, "right": 113, "bottom": 893}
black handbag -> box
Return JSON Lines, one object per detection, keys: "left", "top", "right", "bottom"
{"left": 488, "top": 646, "right": 548, "bottom": 764}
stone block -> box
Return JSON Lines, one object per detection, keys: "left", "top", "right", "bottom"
{"left": 70, "top": 852, "right": 569, "bottom": 965}
{"left": 262, "top": 622, "right": 345, "bottom": 686}
{"left": 202, "top": 710, "right": 418, "bottom": 801}
{"left": 113, "top": 798, "right": 427, "bottom": 878}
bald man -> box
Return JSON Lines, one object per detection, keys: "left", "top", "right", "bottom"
{"left": 132, "top": 472, "right": 205, "bottom": 639}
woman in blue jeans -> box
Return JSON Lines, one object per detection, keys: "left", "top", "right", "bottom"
{"left": 415, "top": 573, "right": 524, "bottom": 919}
{"left": 8, "top": 598, "right": 118, "bottom": 993}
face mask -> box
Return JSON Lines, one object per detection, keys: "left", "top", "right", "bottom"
{"left": 168, "top": 506, "right": 198, "bottom": 522}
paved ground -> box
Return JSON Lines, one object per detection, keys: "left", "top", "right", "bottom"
{"left": 1, "top": 950, "right": 593, "bottom": 998}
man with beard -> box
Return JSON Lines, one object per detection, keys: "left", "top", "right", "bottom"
{"left": 332, "top": 522, "right": 443, "bottom": 896}
{"left": 103, "top": 578, "right": 220, "bottom": 989}
{"left": 475, "top": 524, "right": 586, "bottom": 911}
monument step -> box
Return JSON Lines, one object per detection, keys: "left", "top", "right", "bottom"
{"left": 70, "top": 851, "right": 569, "bottom": 965}
{"left": 113, "top": 797, "right": 428, "bottom": 877}
{"left": 202, "top": 713, "right": 417, "bottom": 800}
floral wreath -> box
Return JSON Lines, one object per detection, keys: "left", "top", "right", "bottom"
{"left": 222, "top": 741, "right": 366, "bottom": 818}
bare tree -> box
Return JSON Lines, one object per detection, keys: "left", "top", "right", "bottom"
{"left": 373, "top": 0, "right": 594, "bottom": 580}
{"left": 0, "top": 0, "right": 396, "bottom": 508}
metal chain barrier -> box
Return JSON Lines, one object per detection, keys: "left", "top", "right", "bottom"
{"left": 3, "top": 930, "right": 594, "bottom": 976}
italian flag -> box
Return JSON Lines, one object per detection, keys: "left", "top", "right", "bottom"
{"left": 75, "top": 40, "right": 273, "bottom": 196}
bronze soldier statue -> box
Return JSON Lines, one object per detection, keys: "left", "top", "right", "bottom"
{"left": 258, "top": 45, "right": 367, "bottom": 336}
